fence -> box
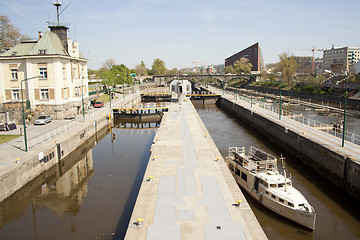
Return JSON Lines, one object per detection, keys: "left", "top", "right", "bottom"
{"left": 209, "top": 86, "right": 360, "bottom": 146}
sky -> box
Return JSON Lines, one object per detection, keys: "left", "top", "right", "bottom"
{"left": 1, "top": 0, "right": 359, "bottom": 70}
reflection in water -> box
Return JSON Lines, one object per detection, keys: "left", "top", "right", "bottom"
{"left": 0, "top": 123, "right": 155, "bottom": 240}
{"left": 113, "top": 118, "right": 161, "bottom": 129}
{"left": 193, "top": 100, "right": 360, "bottom": 240}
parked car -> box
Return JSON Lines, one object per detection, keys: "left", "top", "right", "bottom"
{"left": 34, "top": 115, "right": 52, "bottom": 125}
{"left": 94, "top": 101, "right": 104, "bottom": 108}
{"left": 64, "top": 114, "right": 76, "bottom": 120}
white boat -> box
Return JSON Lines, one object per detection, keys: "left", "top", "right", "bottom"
{"left": 225, "top": 146, "right": 316, "bottom": 230}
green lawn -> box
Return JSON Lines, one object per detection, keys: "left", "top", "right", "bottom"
{"left": 94, "top": 94, "right": 118, "bottom": 104}
{"left": 0, "top": 135, "right": 20, "bottom": 144}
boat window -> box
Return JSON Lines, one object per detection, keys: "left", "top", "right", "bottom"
{"left": 288, "top": 202, "right": 294, "bottom": 207}
{"left": 241, "top": 172, "right": 247, "bottom": 182}
{"left": 271, "top": 194, "right": 276, "bottom": 199}
{"left": 229, "top": 164, "right": 235, "bottom": 172}
{"left": 235, "top": 168, "right": 240, "bottom": 176}
{"left": 278, "top": 183, "right": 285, "bottom": 188}
{"left": 299, "top": 204, "right": 305, "bottom": 207}
{"left": 265, "top": 191, "right": 269, "bottom": 195}
{"left": 279, "top": 198, "right": 284, "bottom": 203}
{"left": 287, "top": 181, "right": 292, "bottom": 186}
{"left": 270, "top": 184, "right": 277, "bottom": 188}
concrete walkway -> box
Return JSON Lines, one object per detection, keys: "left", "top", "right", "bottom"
{"left": 209, "top": 86, "right": 360, "bottom": 161}
{"left": 125, "top": 98, "right": 267, "bottom": 240}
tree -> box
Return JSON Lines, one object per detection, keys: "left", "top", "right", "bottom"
{"left": 278, "top": 52, "right": 297, "bottom": 86}
{"left": 233, "top": 57, "right": 253, "bottom": 74}
{"left": 136, "top": 61, "right": 147, "bottom": 75}
{"left": 103, "top": 58, "right": 115, "bottom": 70}
{"left": 166, "top": 68, "right": 178, "bottom": 75}
{"left": 0, "top": 15, "right": 21, "bottom": 53}
{"left": 98, "top": 68, "right": 113, "bottom": 89}
{"left": 225, "top": 65, "right": 235, "bottom": 74}
{"left": 111, "top": 64, "right": 132, "bottom": 85}
{"left": 151, "top": 58, "right": 167, "bottom": 75}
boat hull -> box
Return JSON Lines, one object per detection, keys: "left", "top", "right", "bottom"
{"left": 227, "top": 158, "right": 316, "bottom": 230}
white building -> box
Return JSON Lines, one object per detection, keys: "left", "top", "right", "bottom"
{"left": 170, "top": 80, "right": 192, "bottom": 100}
{"left": 0, "top": 24, "right": 88, "bottom": 119}
{"left": 323, "top": 46, "right": 360, "bottom": 73}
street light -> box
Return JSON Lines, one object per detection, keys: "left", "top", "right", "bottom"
{"left": 21, "top": 75, "right": 40, "bottom": 152}
{"left": 342, "top": 72, "right": 349, "bottom": 147}
{"left": 279, "top": 77, "right": 282, "bottom": 120}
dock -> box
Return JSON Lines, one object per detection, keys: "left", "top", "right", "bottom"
{"left": 125, "top": 99, "right": 267, "bottom": 239}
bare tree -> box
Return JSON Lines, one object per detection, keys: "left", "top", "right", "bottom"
{"left": 136, "top": 64, "right": 147, "bottom": 75}
{"left": 102, "top": 58, "right": 115, "bottom": 70}
{"left": 0, "top": 15, "right": 21, "bottom": 53}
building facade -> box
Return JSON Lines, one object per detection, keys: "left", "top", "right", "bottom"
{"left": 0, "top": 24, "right": 88, "bottom": 119}
{"left": 323, "top": 46, "right": 360, "bottom": 73}
{"left": 225, "top": 42, "right": 265, "bottom": 73}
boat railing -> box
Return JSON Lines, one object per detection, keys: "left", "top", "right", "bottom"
{"left": 228, "top": 146, "right": 245, "bottom": 157}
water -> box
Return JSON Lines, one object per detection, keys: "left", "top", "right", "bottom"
{"left": 193, "top": 100, "right": 360, "bottom": 240}
{"left": 0, "top": 126, "right": 156, "bottom": 240}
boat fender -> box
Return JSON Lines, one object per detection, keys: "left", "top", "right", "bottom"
{"left": 259, "top": 192, "right": 263, "bottom": 203}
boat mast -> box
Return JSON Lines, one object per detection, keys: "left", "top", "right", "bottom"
{"left": 280, "top": 154, "right": 287, "bottom": 192}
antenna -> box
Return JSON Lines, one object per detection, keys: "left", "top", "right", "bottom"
{"left": 53, "top": 0, "right": 72, "bottom": 25}
{"left": 53, "top": 0, "right": 62, "bottom": 25}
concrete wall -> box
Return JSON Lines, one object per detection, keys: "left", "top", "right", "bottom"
{"left": 0, "top": 111, "right": 110, "bottom": 203}
{"left": 217, "top": 97, "right": 360, "bottom": 202}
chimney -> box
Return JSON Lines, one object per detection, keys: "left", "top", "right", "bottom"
{"left": 38, "top": 31, "right": 44, "bottom": 39}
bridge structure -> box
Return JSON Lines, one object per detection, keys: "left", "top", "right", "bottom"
{"left": 152, "top": 74, "right": 254, "bottom": 88}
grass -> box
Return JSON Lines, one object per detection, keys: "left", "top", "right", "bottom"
{"left": 0, "top": 135, "right": 20, "bottom": 144}
{"left": 93, "top": 93, "right": 119, "bottom": 104}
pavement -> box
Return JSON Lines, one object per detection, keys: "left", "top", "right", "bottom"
{"left": 125, "top": 97, "right": 267, "bottom": 240}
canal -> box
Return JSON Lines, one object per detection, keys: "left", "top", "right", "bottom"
{"left": 0, "top": 125, "right": 156, "bottom": 240}
{"left": 193, "top": 99, "right": 360, "bottom": 240}
{"left": 0, "top": 98, "right": 359, "bottom": 240}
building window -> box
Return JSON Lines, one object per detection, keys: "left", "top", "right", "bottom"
{"left": 75, "top": 87, "right": 79, "bottom": 96}
{"left": 40, "top": 89, "right": 49, "bottom": 100}
{"left": 63, "top": 88, "right": 67, "bottom": 98}
{"left": 39, "top": 49, "right": 47, "bottom": 54}
{"left": 63, "top": 67, "right": 66, "bottom": 79}
{"left": 12, "top": 90, "right": 20, "bottom": 100}
{"left": 11, "top": 69, "right": 18, "bottom": 80}
{"left": 39, "top": 68, "right": 47, "bottom": 79}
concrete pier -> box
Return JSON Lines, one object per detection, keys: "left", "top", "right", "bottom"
{"left": 125, "top": 99, "right": 267, "bottom": 240}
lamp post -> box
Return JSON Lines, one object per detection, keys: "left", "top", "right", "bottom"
{"left": 21, "top": 76, "right": 40, "bottom": 152}
{"left": 109, "top": 88, "right": 112, "bottom": 109}
{"left": 342, "top": 72, "right": 349, "bottom": 147}
{"left": 81, "top": 76, "right": 85, "bottom": 121}
{"left": 279, "top": 76, "right": 282, "bottom": 120}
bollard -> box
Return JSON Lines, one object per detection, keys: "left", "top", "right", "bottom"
{"left": 136, "top": 218, "right": 144, "bottom": 226}
{"left": 235, "top": 200, "right": 242, "bottom": 207}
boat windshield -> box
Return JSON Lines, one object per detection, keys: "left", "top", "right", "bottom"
{"left": 270, "top": 184, "right": 277, "bottom": 188}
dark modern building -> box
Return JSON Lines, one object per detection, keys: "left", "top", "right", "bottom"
{"left": 225, "top": 42, "right": 265, "bottom": 72}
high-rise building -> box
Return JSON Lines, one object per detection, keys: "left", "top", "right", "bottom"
{"left": 225, "top": 42, "right": 265, "bottom": 72}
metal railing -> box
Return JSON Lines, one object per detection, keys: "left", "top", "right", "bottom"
{"left": 26, "top": 92, "right": 142, "bottom": 150}
{"left": 209, "top": 86, "right": 360, "bottom": 146}
{"left": 28, "top": 120, "right": 80, "bottom": 150}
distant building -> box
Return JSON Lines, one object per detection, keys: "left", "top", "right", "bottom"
{"left": 323, "top": 46, "right": 360, "bottom": 73}
{"left": 225, "top": 42, "right": 265, "bottom": 73}
{"left": 0, "top": 24, "right": 88, "bottom": 118}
